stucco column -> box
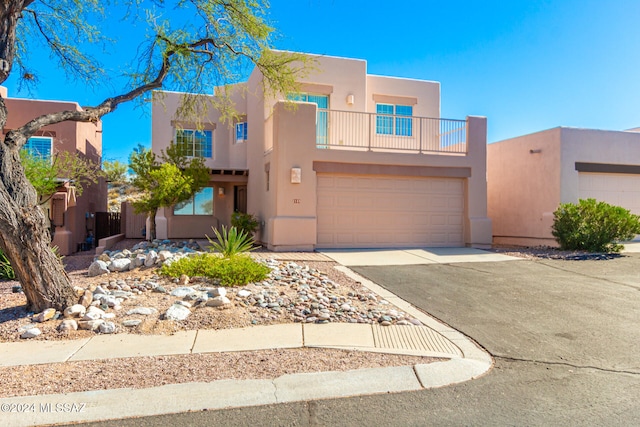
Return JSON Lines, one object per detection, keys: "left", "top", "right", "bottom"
{"left": 155, "top": 208, "right": 168, "bottom": 240}
{"left": 466, "top": 116, "right": 493, "bottom": 247}
{"left": 267, "top": 102, "right": 318, "bottom": 251}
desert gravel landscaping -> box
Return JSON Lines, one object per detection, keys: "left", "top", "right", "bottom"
{"left": 0, "top": 240, "right": 443, "bottom": 398}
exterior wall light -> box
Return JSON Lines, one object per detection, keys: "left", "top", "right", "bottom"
{"left": 346, "top": 94, "right": 355, "bottom": 106}
{"left": 218, "top": 187, "right": 225, "bottom": 196}
{"left": 291, "top": 167, "right": 302, "bottom": 184}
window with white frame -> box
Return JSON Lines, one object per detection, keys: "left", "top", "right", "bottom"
{"left": 174, "top": 187, "right": 214, "bottom": 215}
{"left": 23, "top": 136, "right": 53, "bottom": 160}
{"left": 175, "top": 129, "right": 213, "bottom": 158}
{"left": 376, "top": 104, "right": 413, "bottom": 136}
{"left": 235, "top": 122, "right": 248, "bottom": 143}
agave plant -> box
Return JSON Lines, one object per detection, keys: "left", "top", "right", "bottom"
{"left": 206, "top": 225, "right": 257, "bottom": 258}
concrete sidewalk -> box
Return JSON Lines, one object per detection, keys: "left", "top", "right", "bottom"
{"left": 0, "top": 254, "right": 496, "bottom": 427}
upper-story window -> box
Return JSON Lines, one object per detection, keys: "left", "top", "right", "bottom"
{"left": 175, "top": 129, "right": 213, "bottom": 158}
{"left": 23, "top": 136, "right": 53, "bottom": 161}
{"left": 235, "top": 122, "right": 248, "bottom": 143}
{"left": 287, "top": 93, "right": 329, "bottom": 147}
{"left": 376, "top": 104, "right": 413, "bottom": 137}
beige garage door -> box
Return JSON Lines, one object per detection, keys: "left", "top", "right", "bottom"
{"left": 578, "top": 172, "right": 640, "bottom": 215}
{"left": 316, "top": 174, "right": 465, "bottom": 248}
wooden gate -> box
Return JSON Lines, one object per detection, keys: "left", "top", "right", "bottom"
{"left": 95, "top": 212, "right": 121, "bottom": 241}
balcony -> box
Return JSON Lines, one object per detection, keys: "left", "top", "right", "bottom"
{"left": 317, "top": 110, "right": 467, "bottom": 154}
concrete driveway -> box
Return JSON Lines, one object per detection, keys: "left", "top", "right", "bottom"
{"left": 345, "top": 252, "right": 640, "bottom": 423}
{"left": 319, "top": 247, "right": 521, "bottom": 266}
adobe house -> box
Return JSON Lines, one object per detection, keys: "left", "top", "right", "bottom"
{"left": 1, "top": 87, "right": 107, "bottom": 255}
{"left": 488, "top": 127, "right": 640, "bottom": 247}
{"left": 152, "top": 53, "right": 492, "bottom": 250}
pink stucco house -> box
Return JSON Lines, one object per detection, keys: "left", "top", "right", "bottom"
{"left": 151, "top": 53, "right": 492, "bottom": 250}
{"left": 1, "top": 87, "right": 107, "bottom": 255}
{"left": 488, "top": 127, "right": 640, "bottom": 247}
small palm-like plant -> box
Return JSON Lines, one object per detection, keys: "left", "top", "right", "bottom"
{"left": 0, "top": 249, "right": 15, "bottom": 280}
{"left": 206, "top": 225, "right": 257, "bottom": 258}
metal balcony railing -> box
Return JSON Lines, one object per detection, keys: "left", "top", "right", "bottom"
{"left": 317, "top": 110, "right": 467, "bottom": 154}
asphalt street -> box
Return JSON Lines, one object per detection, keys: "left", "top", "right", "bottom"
{"left": 73, "top": 254, "right": 640, "bottom": 426}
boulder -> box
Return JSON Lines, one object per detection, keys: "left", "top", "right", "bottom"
{"left": 144, "top": 250, "right": 158, "bottom": 267}
{"left": 34, "top": 308, "right": 57, "bottom": 323}
{"left": 165, "top": 303, "right": 191, "bottom": 321}
{"left": 88, "top": 260, "right": 109, "bottom": 277}
{"left": 78, "top": 319, "right": 104, "bottom": 331}
{"left": 58, "top": 319, "right": 78, "bottom": 332}
{"left": 108, "top": 258, "right": 131, "bottom": 272}
{"left": 20, "top": 328, "right": 42, "bottom": 339}
{"left": 63, "top": 304, "right": 86, "bottom": 318}
{"left": 206, "top": 296, "right": 231, "bottom": 308}
{"left": 171, "top": 287, "right": 196, "bottom": 297}
{"left": 99, "top": 321, "right": 117, "bottom": 334}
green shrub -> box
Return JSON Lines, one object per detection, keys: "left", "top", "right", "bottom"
{"left": 0, "top": 249, "right": 15, "bottom": 280}
{"left": 207, "top": 225, "right": 257, "bottom": 257}
{"left": 231, "top": 212, "right": 260, "bottom": 236}
{"left": 160, "top": 253, "right": 269, "bottom": 286}
{"left": 210, "top": 255, "right": 270, "bottom": 286}
{"left": 551, "top": 199, "right": 640, "bottom": 252}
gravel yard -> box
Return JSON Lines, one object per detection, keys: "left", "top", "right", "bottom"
{"left": 0, "top": 240, "right": 444, "bottom": 398}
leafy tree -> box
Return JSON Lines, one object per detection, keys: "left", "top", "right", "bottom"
{"left": 129, "top": 143, "right": 209, "bottom": 239}
{"left": 21, "top": 150, "right": 103, "bottom": 202}
{"left": 102, "top": 160, "right": 128, "bottom": 185}
{"left": 0, "top": 1, "right": 308, "bottom": 312}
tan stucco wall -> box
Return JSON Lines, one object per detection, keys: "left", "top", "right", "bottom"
{"left": 3, "top": 97, "right": 106, "bottom": 255}
{"left": 559, "top": 127, "right": 640, "bottom": 202}
{"left": 151, "top": 89, "right": 248, "bottom": 170}
{"left": 487, "top": 128, "right": 562, "bottom": 246}
{"left": 488, "top": 126, "right": 640, "bottom": 246}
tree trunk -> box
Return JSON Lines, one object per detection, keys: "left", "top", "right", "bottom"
{"left": 0, "top": 101, "right": 77, "bottom": 312}
{"left": 148, "top": 208, "right": 158, "bottom": 241}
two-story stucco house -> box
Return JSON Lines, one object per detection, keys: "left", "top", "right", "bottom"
{"left": 151, "top": 53, "right": 492, "bottom": 251}
{"left": 1, "top": 87, "right": 107, "bottom": 255}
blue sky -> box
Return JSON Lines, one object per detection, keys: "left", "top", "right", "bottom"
{"left": 5, "top": 0, "right": 640, "bottom": 163}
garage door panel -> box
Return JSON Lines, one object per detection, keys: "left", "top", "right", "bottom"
{"left": 317, "top": 173, "right": 465, "bottom": 248}
{"left": 578, "top": 172, "right": 640, "bottom": 215}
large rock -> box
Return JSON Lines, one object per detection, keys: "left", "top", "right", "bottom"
{"left": 20, "top": 328, "right": 42, "bottom": 339}
{"left": 58, "top": 319, "right": 78, "bottom": 332}
{"left": 207, "top": 287, "right": 227, "bottom": 298}
{"left": 126, "top": 307, "right": 157, "bottom": 316}
{"left": 99, "top": 321, "right": 117, "bottom": 334}
{"left": 165, "top": 303, "right": 191, "bottom": 321}
{"left": 34, "top": 308, "right": 57, "bottom": 323}
{"left": 133, "top": 253, "right": 147, "bottom": 268}
{"left": 63, "top": 304, "right": 86, "bottom": 318}
{"left": 206, "top": 296, "right": 231, "bottom": 308}
{"left": 171, "top": 287, "right": 196, "bottom": 297}
{"left": 122, "top": 319, "right": 142, "bottom": 327}
{"left": 78, "top": 319, "right": 104, "bottom": 331}
{"left": 144, "top": 250, "right": 158, "bottom": 267}
{"left": 79, "top": 289, "right": 93, "bottom": 307}
{"left": 108, "top": 258, "right": 131, "bottom": 272}
{"left": 84, "top": 306, "right": 106, "bottom": 320}
{"left": 88, "top": 260, "right": 109, "bottom": 277}
{"left": 158, "top": 250, "right": 173, "bottom": 262}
